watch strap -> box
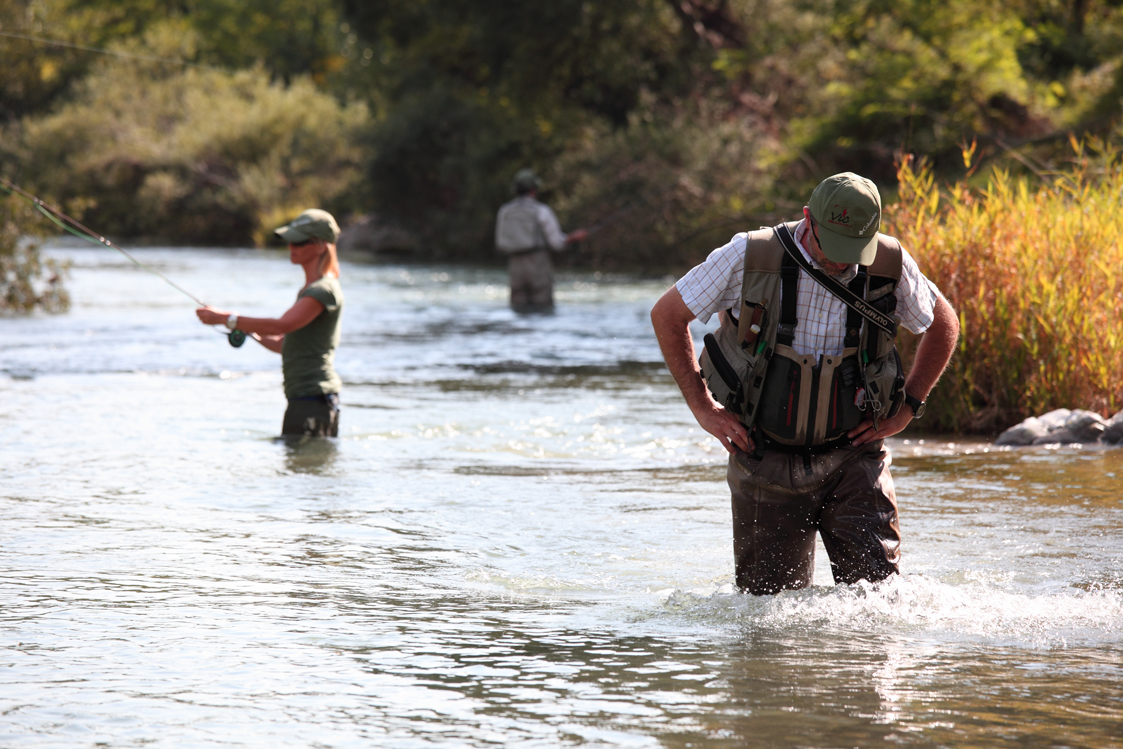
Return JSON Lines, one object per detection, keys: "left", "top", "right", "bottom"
{"left": 904, "top": 392, "right": 925, "bottom": 418}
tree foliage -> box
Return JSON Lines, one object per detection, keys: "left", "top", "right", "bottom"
{"left": 11, "top": 28, "right": 370, "bottom": 245}
{"left": 340, "top": 0, "right": 706, "bottom": 257}
{"left": 8, "top": 0, "right": 1123, "bottom": 264}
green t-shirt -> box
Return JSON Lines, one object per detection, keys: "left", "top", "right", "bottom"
{"left": 282, "top": 276, "right": 343, "bottom": 399}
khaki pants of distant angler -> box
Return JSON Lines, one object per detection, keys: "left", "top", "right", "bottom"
{"left": 728, "top": 440, "right": 901, "bottom": 595}
{"left": 508, "top": 249, "right": 554, "bottom": 311}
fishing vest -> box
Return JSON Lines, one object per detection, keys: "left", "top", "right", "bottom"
{"left": 496, "top": 197, "right": 549, "bottom": 255}
{"left": 698, "top": 222, "right": 905, "bottom": 448}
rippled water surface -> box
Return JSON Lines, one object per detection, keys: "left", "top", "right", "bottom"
{"left": 2, "top": 247, "right": 1121, "bottom": 748}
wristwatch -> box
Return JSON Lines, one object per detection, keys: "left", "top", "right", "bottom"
{"left": 225, "top": 313, "right": 239, "bottom": 330}
{"left": 904, "top": 392, "right": 926, "bottom": 419}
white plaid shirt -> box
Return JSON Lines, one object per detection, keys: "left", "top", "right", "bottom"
{"left": 677, "top": 219, "right": 939, "bottom": 356}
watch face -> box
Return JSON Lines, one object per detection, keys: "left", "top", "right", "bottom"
{"left": 906, "top": 394, "right": 924, "bottom": 418}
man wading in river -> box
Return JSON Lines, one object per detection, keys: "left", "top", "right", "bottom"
{"left": 650, "top": 173, "right": 959, "bottom": 594}
{"left": 495, "top": 169, "right": 587, "bottom": 312}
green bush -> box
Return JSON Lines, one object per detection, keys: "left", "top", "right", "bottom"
{"left": 550, "top": 100, "right": 788, "bottom": 273}
{"left": 12, "top": 31, "right": 370, "bottom": 246}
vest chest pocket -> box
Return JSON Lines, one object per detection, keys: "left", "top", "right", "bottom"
{"left": 699, "top": 327, "right": 763, "bottom": 416}
{"left": 756, "top": 352, "right": 806, "bottom": 442}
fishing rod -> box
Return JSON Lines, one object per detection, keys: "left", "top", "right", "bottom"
{"left": 0, "top": 177, "right": 247, "bottom": 347}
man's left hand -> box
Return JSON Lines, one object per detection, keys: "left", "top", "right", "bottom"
{"left": 848, "top": 407, "right": 913, "bottom": 446}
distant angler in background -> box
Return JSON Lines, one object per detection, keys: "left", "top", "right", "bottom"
{"left": 495, "top": 168, "right": 587, "bottom": 313}
{"left": 196, "top": 209, "right": 345, "bottom": 437}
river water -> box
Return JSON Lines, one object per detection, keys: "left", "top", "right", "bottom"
{"left": 1, "top": 246, "right": 1121, "bottom": 748}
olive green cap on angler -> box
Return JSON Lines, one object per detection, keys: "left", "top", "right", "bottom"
{"left": 808, "top": 172, "right": 881, "bottom": 265}
{"left": 274, "top": 209, "right": 341, "bottom": 244}
{"left": 512, "top": 168, "right": 541, "bottom": 194}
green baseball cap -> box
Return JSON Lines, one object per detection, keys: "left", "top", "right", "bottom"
{"left": 808, "top": 172, "right": 881, "bottom": 265}
{"left": 274, "top": 209, "right": 340, "bottom": 244}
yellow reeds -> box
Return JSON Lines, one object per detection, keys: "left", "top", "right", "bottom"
{"left": 884, "top": 140, "right": 1123, "bottom": 432}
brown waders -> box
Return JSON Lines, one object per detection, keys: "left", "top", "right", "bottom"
{"left": 508, "top": 249, "right": 554, "bottom": 311}
{"left": 728, "top": 439, "right": 900, "bottom": 595}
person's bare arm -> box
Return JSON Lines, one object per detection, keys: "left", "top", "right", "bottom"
{"left": 251, "top": 333, "right": 284, "bottom": 353}
{"left": 849, "top": 293, "right": 960, "bottom": 446}
{"left": 650, "top": 287, "right": 751, "bottom": 454}
{"left": 196, "top": 296, "right": 325, "bottom": 355}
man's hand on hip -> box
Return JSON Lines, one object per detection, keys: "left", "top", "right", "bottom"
{"left": 650, "top": 286, "right": 752, "bottom": 455}
{"left": 693, "top": 399, "right": 752, "bottom": 454}
{"left": 848, "top": 408, "right": 912, "bottom": 446}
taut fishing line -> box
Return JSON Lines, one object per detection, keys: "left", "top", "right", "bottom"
{"left": 0, "top": 177, "right": 247, "bottom": 347}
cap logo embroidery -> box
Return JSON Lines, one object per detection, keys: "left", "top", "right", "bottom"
{"left": 860, "top": 211, "right": 879, "bottom": 235}
{"left": 828, "top": 205, "right": 850, "bottom": 226}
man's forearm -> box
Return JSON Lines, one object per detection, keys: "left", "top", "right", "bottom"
{"left": 651, "top": 286, "right": 752, "bottom": 453}
{"left": 904, "top": 295, "right": 960, "bottom": 400}
{"left": 650, "top": 290, "right": 709, "bottom": 414}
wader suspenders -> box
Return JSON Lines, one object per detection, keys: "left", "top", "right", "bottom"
{"left": 864, "top": 275, "right": 897, "bottom": 365}
{"left": 845, "top": 271, "right": 866, "bottom": 348}
{"left": 776, "top": 253, "right": 799, "bottom": 347}
{"left": 774, "top": 223, "right": 897, "bottom": 337}
{"left": 774, "top": 253, "right": 866, "bottom": 348}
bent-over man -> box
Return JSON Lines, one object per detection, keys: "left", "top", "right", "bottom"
{"left": 650, "top": 172, "right": 959, "bottom": 594}
{"left": 495, "top": 168, "right": 587, "bottom": 312}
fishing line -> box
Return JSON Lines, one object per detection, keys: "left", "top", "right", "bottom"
{"left": 0, "top": 31, "right": 228, "bottom": 72}
{"left": 0, "top": 177, "right": 247, "bottom": 346}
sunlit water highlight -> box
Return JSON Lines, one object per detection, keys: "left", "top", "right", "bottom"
{"left": 2, "top": 246, "right": 1121, "bottom": 747}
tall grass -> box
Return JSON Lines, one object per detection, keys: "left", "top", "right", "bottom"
{"left": 885, "top": 138, "right": 1123, "bottom": 432}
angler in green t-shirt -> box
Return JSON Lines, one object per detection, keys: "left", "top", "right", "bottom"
{"left": 196, "top": 209, "right": 344, "bottom": 437}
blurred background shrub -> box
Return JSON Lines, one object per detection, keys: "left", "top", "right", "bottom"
{"left": 886, "top": 136, "right": 1123, "bottom": 431}
{"left": 6, "top": 0, "right": 1123, "bottom": 426}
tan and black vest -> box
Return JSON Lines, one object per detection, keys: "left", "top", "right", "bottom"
{"left": 698, "top": 223, "right": 905, "bottom": 447}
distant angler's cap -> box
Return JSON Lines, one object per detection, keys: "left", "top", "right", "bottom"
{"left": 512, "top": 168, "right": 541, "bottom": 193}
{"left": 274, "top": 209, "right": 340, "bottom": 244}
{"left": 808, "top": 173, "right": 881, "bottom": 265}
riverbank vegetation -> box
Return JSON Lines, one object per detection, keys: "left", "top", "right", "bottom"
{"left": 5, "top": 0, "right": 1123, "bottom": 256}
{"left": 4, "top": 0, "right": 1123, "bottom": 427}
{"left": 887, "top": 141, "right": 1123, "bottom": 432}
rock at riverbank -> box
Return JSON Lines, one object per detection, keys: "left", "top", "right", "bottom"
{"left": 996, "top": 408, "right": 1123, "bottom": 446}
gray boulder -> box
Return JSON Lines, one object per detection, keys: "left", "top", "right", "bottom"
{"left": 1032, "top": 428, "right": 1079, "bottom": 445}
{"left": 1063, "top": 409, "right": 1108, "bottom": 442}
{"left": 997, "top": 408, "right": 1110, "bottom": 446}
{"left": 1037, "top": 408, "right": 1072, "bottom": 430}
{"left": 1029, "top": 409, "right": 1107, "bottom": 445}
{"left": 996, "top": 417, "right": 1048, "bottom": 446}
{"left": 1102, "top": 410, "right": 1123, "bottom": 444}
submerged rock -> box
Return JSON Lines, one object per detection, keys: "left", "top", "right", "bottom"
{"left": 1102, "top": 410, "right": 1123, "bottom": 444}
{"left": 995, "top": 417, "right": 1048, "bottom": 446}
{"left": 997, "top": 408, "right": 1113, "bottom": 446}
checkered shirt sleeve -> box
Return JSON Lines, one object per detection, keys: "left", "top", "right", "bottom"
{"left": 676, "top": 223, "right": 939, "bottom": 356}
